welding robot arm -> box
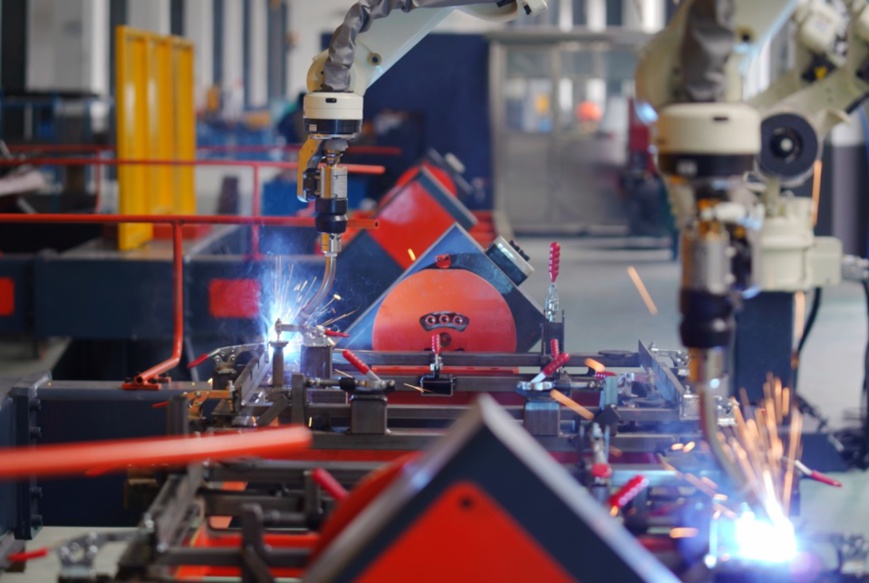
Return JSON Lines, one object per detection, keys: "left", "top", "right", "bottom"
{"left": 634, "top": 0, "right": 794, "bottom": 517}
{"left": 636, "top": 0, "right": 869, "bottom": 519}
{"left": 747, "top": 0, "right": 869, "bottom": 292}
{"left": 294, "top": 0, "right": 548, "bottom": 324}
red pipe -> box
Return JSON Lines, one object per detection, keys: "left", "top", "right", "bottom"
{"left": 130, "top": 223, "right": 183, "bottom": 386}
{"left": 311, "top": 468, "right": 349, "bottom": 501}
{"left": 0, "top": 213, "right": 379, "bottom": 230}
{"left": 8, "top": 143, "right": 403, "bottom": 157}
{"left": 197, "top": 144, "right": 402, "bottom": 156}
{"left": 7, "top": 144, "right": 109, "bottom": 154}
{"left": 0, "top": 157, "right": 386, "bottom": 175}
{"left": 0, "top": 426, "right": 311, "bottom": 480}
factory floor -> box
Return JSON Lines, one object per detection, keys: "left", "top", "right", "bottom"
{"left": 3, "top": 236, "right": 869, "bottom": 579}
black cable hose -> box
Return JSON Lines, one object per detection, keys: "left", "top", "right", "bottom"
{"left": 860, "top": 280, "right": 869, "bottom": 466}
{"left": 799, "top": 288, "right": 823, "bottom": 355}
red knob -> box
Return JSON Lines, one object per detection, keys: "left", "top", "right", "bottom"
{"left": 432, "top": 333, "right": 441, "bottom": 356}
{"left": 541, "top": 352, "right": 570, "bottom": 378}
{"left": 549, "top": 242, "right": 561, "bottom": 283}
{"left": 591, "top": 462, "right": 612, "bottom": 479}
{"left": 809, "top": 470, "right": 842, "bottom": 488}
{"left": 550, "top": 339, "right": 560, "bottom": 358}
{"left": 609, "top": 475, "right": 648, "bottom": 510}
{"left": 342, "top": 350, "right": 370, "bottom": 375}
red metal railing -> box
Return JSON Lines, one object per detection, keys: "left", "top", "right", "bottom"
{"left": 0, "top": 212, "right": 379, "bottom": 390}
{"left": 7, "top": 144, "right": 402, "bottom": 156}
{"left": 0, "top": 156, "right": 385, "bottom": 254}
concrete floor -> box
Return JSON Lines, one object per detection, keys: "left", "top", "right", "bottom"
{"left": 3, "top": 237, "right": 869, "bottom": 579}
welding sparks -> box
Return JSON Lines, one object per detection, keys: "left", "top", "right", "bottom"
{"left": 811, "top": 160, "right": 823, "bottom": 227}
{"left": 549, "top": 389, "right": 595, "bottom": 421}
{"left": 404, "top": 383, "right": 431, "bottom": 394}
{"left": 408, "top": 248, "right": 416, "bottom": 262}
{"left": 626, "top": 266, "right": 658, "bottom": 316}
{"left": 321, "top": 309, "right": 358, "bottom": 328}
{"left": 682, "top": 441, "right": 696, "bottom": 454}
{"left": 703, "top": 376, "right": 802, "bottom": 564}
{"left": 584, "top": 358, "right": 606, "bottom": 374}
{"left": 671, "top": 443, "right": 684, "bottom": 451}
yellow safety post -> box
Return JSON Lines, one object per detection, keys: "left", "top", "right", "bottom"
{"left": 173, "top": 38, "right": 196, "bottom": 215}
{"left": 115, "top": 26, "right": 196, "bottom": 250}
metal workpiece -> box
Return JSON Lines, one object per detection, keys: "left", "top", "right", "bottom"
{"left": 350, "top": 395, "right": 389, "bottom": 435}
{"left": 57, "top": 531, "right": 136, "bottom": 581}
{"left": 523, "top": 398, "right": 562, "bottom": 436}
{"left": 301, "top": 344, "right": 333, "bottom": 379}
{"left": 638, "top": 341, "right": 689, "bottom": 405}
{"left": 114, "top": 463, "right": 315, "bottom": 582}
{"left": 290, "top": 374, "right": 309, "bottom": 427}
{"left": 270, "top": 340, "right": 288, "bottom": 388}
{"left": 516, "top": 380, "right": 555, "bottom": 393}
{"left": 336, "top": 349, "right": 641, "bottom": 369}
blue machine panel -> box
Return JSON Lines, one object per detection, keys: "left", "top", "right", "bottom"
{"left": 34, "top": 254, "right": 175, "bottom": 340}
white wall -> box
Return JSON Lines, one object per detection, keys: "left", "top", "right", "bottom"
{"left": 185, "top": 0, "right": 214, "bottom": 109}
{"left": 287, "top": 0, "right": 350, "bottom": 97}
{"left": 223, "top": 0, "right": 244, "bottom": 92}
{"left": 128, "top": 0, "right": 170, "bottom": 34}
{"left": 27, "top": 0, "right": 109, "bottom": 94}
{"left": 249, "top": 0, "right": 268, "bottom": 107}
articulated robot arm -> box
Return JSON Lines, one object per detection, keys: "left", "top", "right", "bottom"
{"left": 293, "top": 0, "right": 547, "bottom": 323}
{"left": 748, "top": 0, "right": 869, "bottom": 292}
{"left": 640, "top": 0, "right": 869, "bottom": 294}
{"left": 635, "top": 0, "right": 869, "bottom": 518}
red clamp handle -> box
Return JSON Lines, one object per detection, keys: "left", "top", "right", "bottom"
{"left": 6, "top": 547, "right": 49, "bottom": 563}
{"left": 325, "top": 329, "right": 350, "bottom": 338}
{"left": 549, "top": 242, "right": 561, "bottom": 284}
{"left": 591, "top": 462, "right": 612, "bottom": 480}
{"left": 550, "top": 339, "right": 560, "bottom": 358}
{"left": 809, "top": 470, "right": 842, "bottom": 488}
{"left": 187, "top": 352, "right": 210, "bottom": 369}
{"left": 542, "top": 352, "right": 570, "bottom": 378}
{"left": 609, "top": 475, "right": 648, "bottom": 510}
{"left": 432, "top": 333, "right": 441, "bottom": 356}
{"left": 342, "top": 350, "right": 370, "bottom": 375}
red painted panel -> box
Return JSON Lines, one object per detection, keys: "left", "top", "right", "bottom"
{"left": 372, "top": 270, "right": 516, "bottom": 352}
{"left": 208, "top": 278, "right": 260, "bottom": 319}
{"left": 0, "top": 278, "right": 13, "bottom": 317}
{"left": 358, "top": 482, "right": 577, "bottom": 583}
{"left": 370, "top": 181, "right": 458, "bottom": 269}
